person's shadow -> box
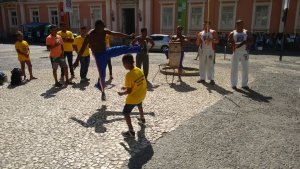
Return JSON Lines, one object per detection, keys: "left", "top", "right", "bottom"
{"left": 202, "top": 82, "right": 233, "bottom": 95}
{"left": 72, "top": 81, "right": 90, "bottom": 91}
{"left": 70, "top": 105, "right": 155, "bottom": 133}
{"left": 40, "top": 85, "right": 65, "bottom": 99}
{"left": 120, "top": 124, "right": 154, "bottom": 169}
{"left": 147, "top": 80, "right": 159, "bottom": 92}
{"left": 170, "top": 81, "right": 197, "bottom": 92}
{"left": 235, "top": 88, "right": 272, "bottom": 103}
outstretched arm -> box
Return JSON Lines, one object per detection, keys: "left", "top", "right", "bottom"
{"left": 106, "top": 29, "right": 134, "bottom": 39}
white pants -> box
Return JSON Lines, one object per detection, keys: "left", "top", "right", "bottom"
{"left": 231, "top": 51, "right": 249, "bottom": 87}
{"left": 199, "top": 48, "right": 215, "bottom": 81}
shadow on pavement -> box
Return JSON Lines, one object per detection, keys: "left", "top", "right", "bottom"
{"left": 70, "top": 105, "right": 155, "bottom": 133}
{"left": 147, "top": 80, "right": 160, "bottom": 92}
{"left": 72, "top": 81, "right": 90, "bottom": 91}
{"left": 40, "top": 85, "right": 65, "bottom": 98}
{"left": 7, "top": 80, "right": 29, "bottom": 89}
{"left": 170, "top": 81, "right": 197, "bottom": 92}
{"left": 202, "top": 82, "right": 233, "bottom": 95}
{"left": 235, "top": 88, "right": 272, "bottom": 103}
{"left": 120, "top": 124, "right": 154, "bottom": 169}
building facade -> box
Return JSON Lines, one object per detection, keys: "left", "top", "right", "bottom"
{"left": 0, "top": 0, "right": 300, "bottom": 39}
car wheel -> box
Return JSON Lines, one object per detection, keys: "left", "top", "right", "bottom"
{"left": 161, "top": 45, "right": 168, "bottom": 51}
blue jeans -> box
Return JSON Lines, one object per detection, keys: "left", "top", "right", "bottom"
{"left": 80, "top": 55, "right": 90, "bottom": 79}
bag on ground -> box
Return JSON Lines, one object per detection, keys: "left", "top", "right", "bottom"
{"left": 10, "top": 68, "right": 22, "bottom": 86}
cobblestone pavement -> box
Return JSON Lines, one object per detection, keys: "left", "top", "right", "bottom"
{"left": 0, "top": 44, "right": 298, "bottom": 168}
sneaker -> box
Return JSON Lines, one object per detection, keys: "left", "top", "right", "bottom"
{"left": 101, "top": 92, "right": 106, "bottom": 101}
{"left": 137, "top": 117, "right": 146, "bottom": 124}
{"left": 210, "top": 80, "right": 215, "bottom": 85}
{"left": 232, "top": 86, "right": 237, "bottom": 90}
{"left": 242, "top": 86, "right": 250, "bottom": 90}
{"left": 121, "top": 131, "right": 135, "bottom": 138}
{"left": 197, "top": 79, "right": 205, "bottom": 83}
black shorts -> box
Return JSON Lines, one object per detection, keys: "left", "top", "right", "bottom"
{"left": 122, "top": 102, "right": 142, "bottom": 115}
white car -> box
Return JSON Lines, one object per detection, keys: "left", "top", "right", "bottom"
{"left": 149, "top": 34, "right": 170, "bottom": 51}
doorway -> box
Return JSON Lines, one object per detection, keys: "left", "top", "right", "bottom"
{"left": 122, "top": 8, "right": 135, "bottom": 34}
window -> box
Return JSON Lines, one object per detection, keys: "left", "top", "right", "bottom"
{"left": 91, "top": 7, "right": 102, "bottom": 28}
{"left": 220, "top": 5, "right": 235, "bottom": 30}
{"left": 48, "top": 8, "right": 59, "bottom": 25}
{"left": 31, "top": 9, "right": 39, "bottom": 23}
{"left": 253, "top": 5, "right": 269, "bottom": 29}
{"left": 161, "top": 6, "right": 173, "bottom": 30}
{"left": 9, "top": 10, "right": 18, "bottom": 27}
{"left": 70, "top": 7, "right": 80, "bottom": 28}
{"left": 190, "top": 6, "right": 203, "bottom": 29}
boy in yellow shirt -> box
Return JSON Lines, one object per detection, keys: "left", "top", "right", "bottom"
{"left": 118, "top": 54, "right": 147, "bottom": 138}
{"left": 15, "top": 31, "right": 37, "bottom": 80}
{"left": 73, "top": 26, "right": 90, "bottom": 83}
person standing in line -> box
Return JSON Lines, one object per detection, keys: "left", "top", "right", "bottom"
{"left": 15, "top": 31, "right": 37, "bottom": 80}
{"left": 57, "top": 22, "right": 75, "bottom": 78}
{"left": 227, "top": 20, "right": 253, "bottom": 90}
{"left": 197, "top": 21, "right": 219, "bottom": 85}
{"left": 46, "top": 25, "right": 73, "bottom": 87}
{"left": 131, "top": 28, "right": 155, "bottom": 80}
{"left": 73, "top": 26, "right": 90, "bottom": 83}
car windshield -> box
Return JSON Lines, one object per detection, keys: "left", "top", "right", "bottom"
{"left": 151, "top": 36, "right": 165, "bottom": 41}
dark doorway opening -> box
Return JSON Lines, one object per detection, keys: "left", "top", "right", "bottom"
{"left": 122, "top": 8, "right": 135, "bottom": 34}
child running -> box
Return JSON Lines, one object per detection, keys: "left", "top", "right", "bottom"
{"left": 15, "top": 31, "right": 37, "bottom": 80}
{"left": 118, "top": 54, "right": 147, "bottom": 138}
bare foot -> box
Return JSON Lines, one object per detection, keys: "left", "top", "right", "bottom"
{"left": 30, "top": 77, "right": 37, "bottom": 80}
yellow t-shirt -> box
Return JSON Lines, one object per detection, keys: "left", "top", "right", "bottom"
{"left": 125, "top": 67, "right": 147, "bottom": 104}
{"left": 15, "top": 40, "right": 30, "bottom": 62}
{"left": 74, "top": 35, "right": 90, "bottom": 57}
{"left": 105, "top": 34, "right": 110, "bottom": 48}
{"left": 57, "top": 30, "right": 74, "bottom": 52}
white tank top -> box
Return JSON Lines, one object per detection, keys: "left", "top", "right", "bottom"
{"left": 200, "top": 30, "right": 214, "bottom": 50}
{"left": 233, "top": 29, "right": 247, "bottom": 51}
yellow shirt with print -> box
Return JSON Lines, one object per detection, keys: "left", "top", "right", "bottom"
{"left": 74, "top": 35, "right": 90, "bottom": 57}
{"left": 15, "top": 40, "right": 30, "bottom": 62}
{"left": 105, "top": 34, "right": 111, "bottom": 48}
{"left": 125, "top": 67, "right": 147, "bottom": 104}
{"left": 57, "top": 30, "right": 74, "bottom": 52}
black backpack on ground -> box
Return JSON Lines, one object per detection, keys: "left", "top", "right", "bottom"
{"left": 0, "top": 71, "right": 7, "bottom": 85}
{"left": 11, "top": 68, "right": 22, "bottom": 86}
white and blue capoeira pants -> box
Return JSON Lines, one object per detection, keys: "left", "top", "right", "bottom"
{"left": 94, "top": 45, "right": 141, "bottom": 92}
{"left": 231, "top": 51, "right": 249, "bottom": 87}
{"left": 199, "top": 48, "right": 215, "bottom": 81}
